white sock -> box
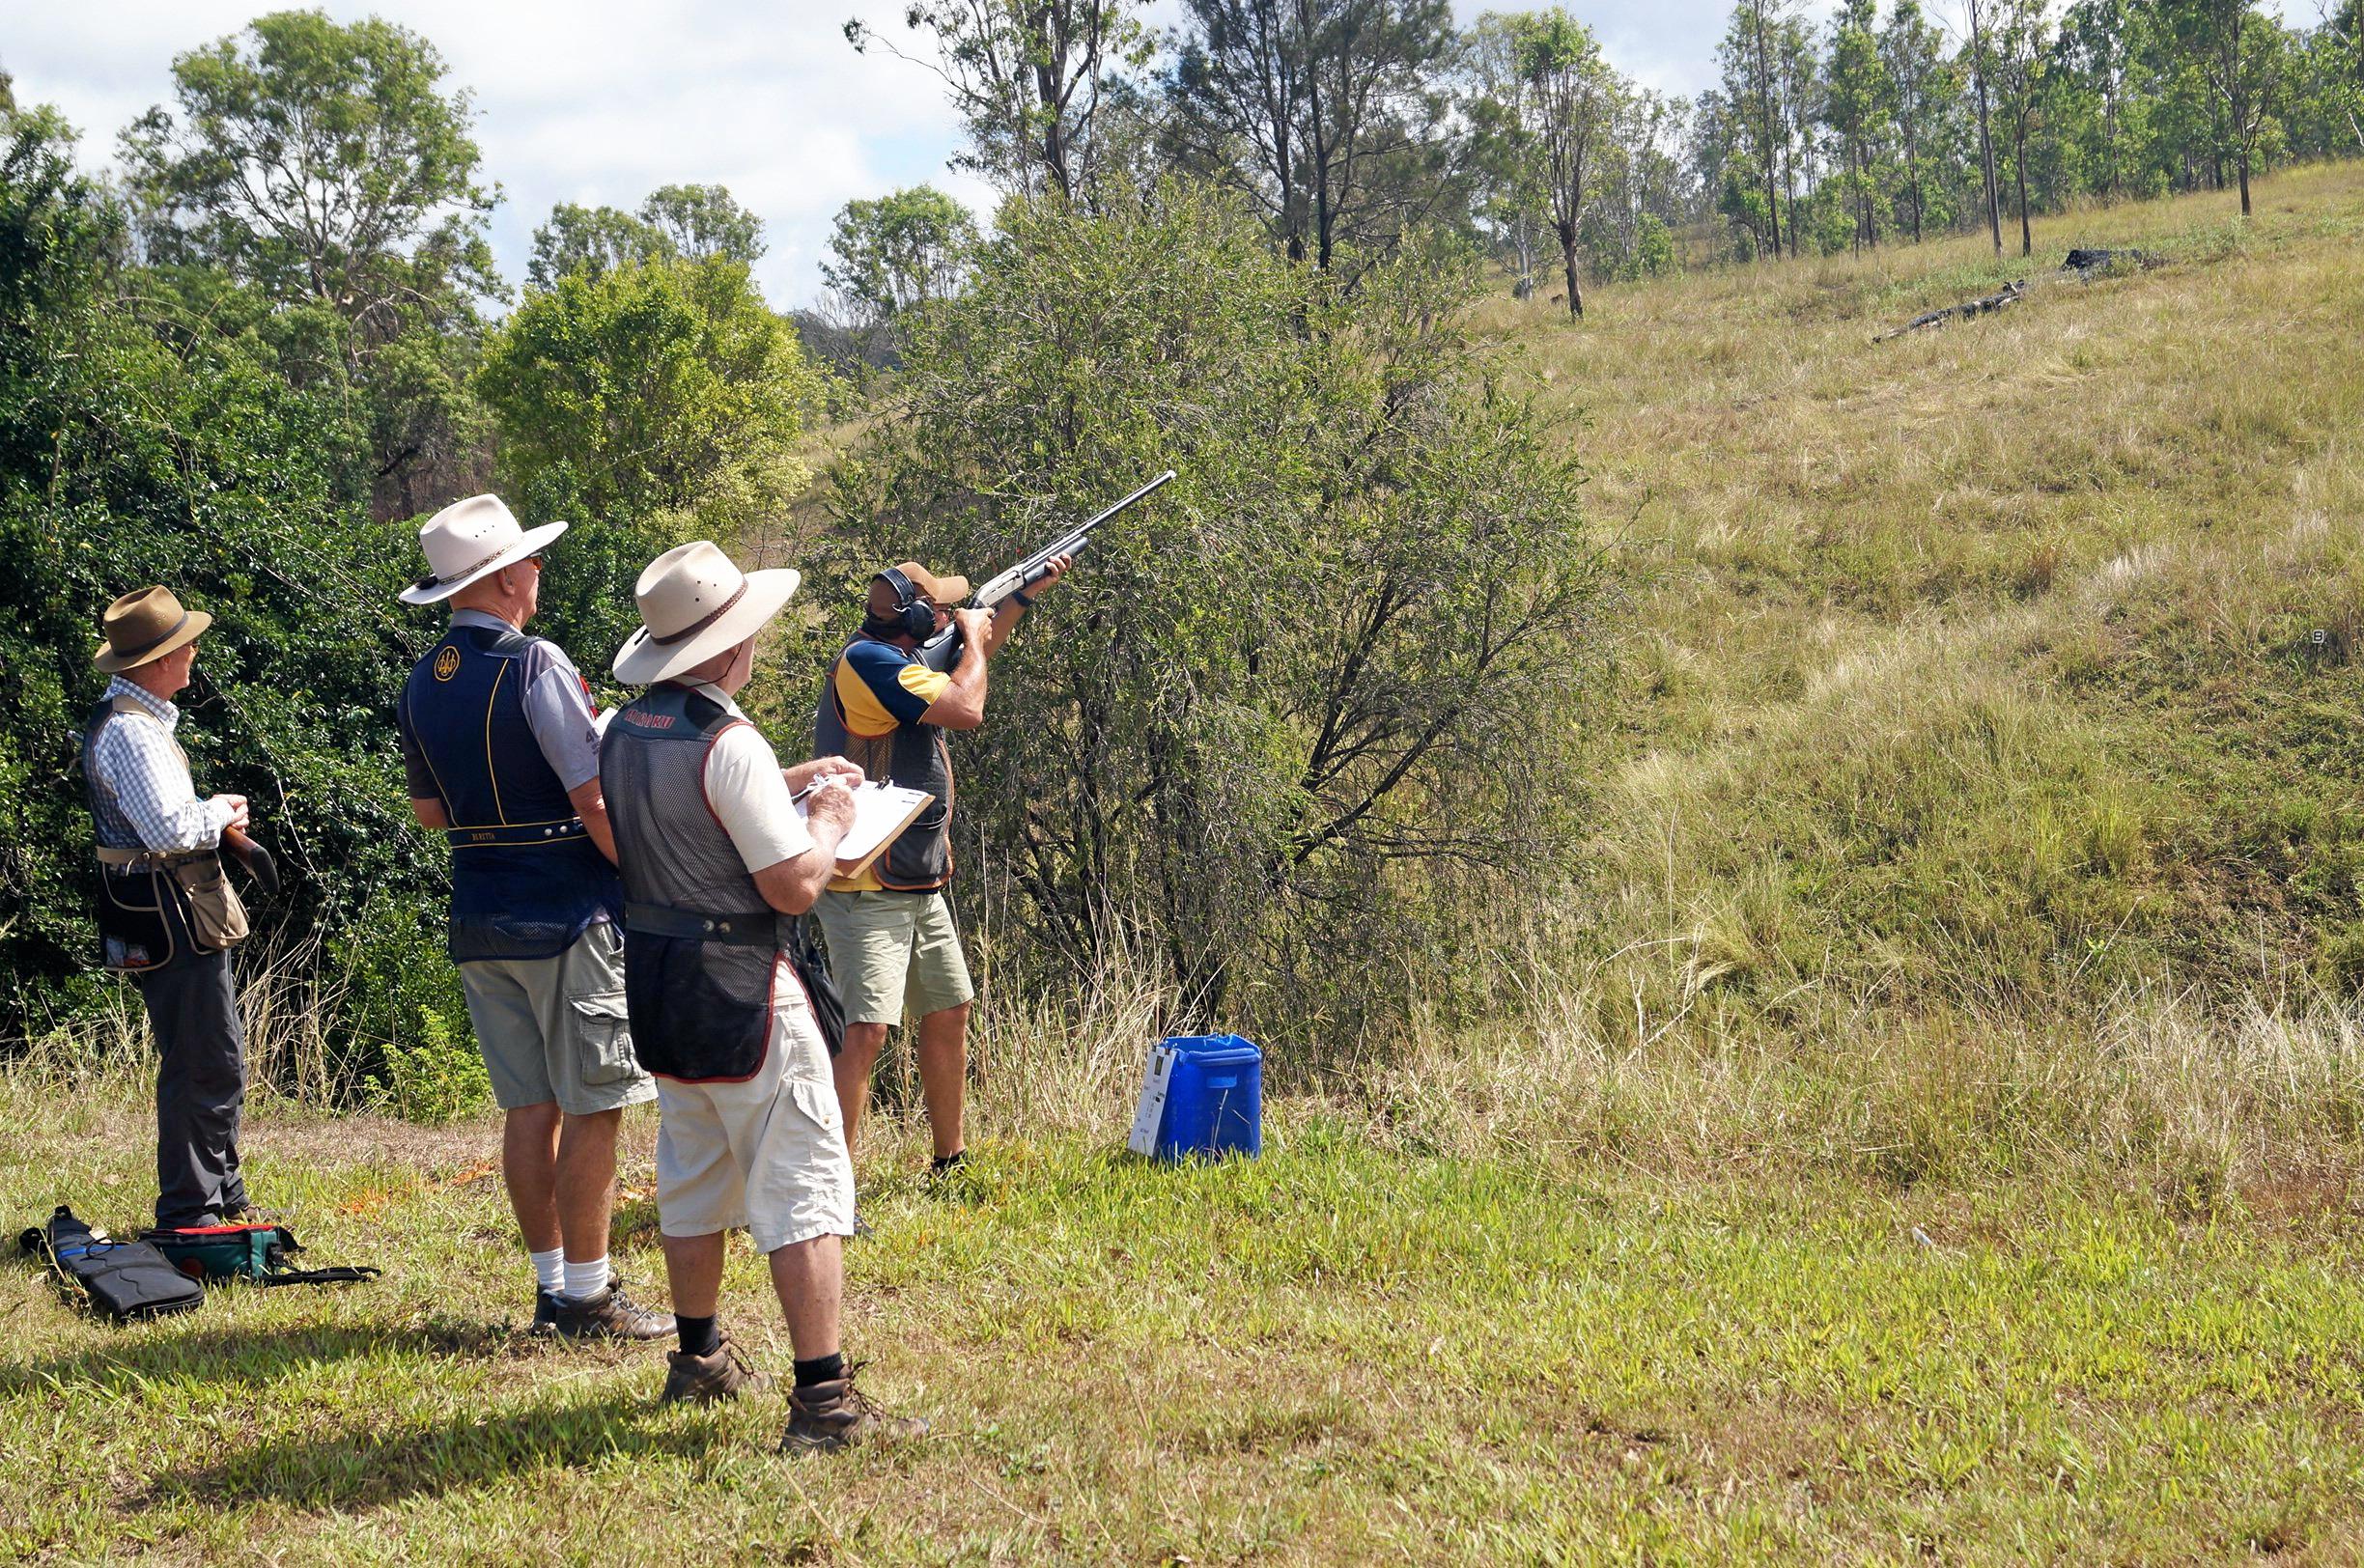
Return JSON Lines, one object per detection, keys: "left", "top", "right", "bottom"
{"left": 562, "top": 1255, "right": 610, "bottom": 1302}
{"left": 530, "top": 1246, "right": 565, "bottom": 1296}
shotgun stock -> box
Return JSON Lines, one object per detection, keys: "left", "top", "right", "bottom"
{"left": 221, "top": 825, "right": 280, "bottom": 898}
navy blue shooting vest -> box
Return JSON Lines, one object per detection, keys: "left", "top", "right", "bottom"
{"left": 400, "top": 623, "right": 621, "bottom": 962}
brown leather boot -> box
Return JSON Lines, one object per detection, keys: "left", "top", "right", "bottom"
{"left": 545, "top": 1277, "right": 676, "bottom": 1342}
{"left": 661, "top": 1335, "right": 774, "bottom": 1404}
{"left": 781, "top": 1372, "right": 928, "bottom": 1454}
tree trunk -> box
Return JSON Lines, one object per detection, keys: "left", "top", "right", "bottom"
{"left": 2238, "top": 149, "right": 2252, "bottom": 214}
{"left": 1754, "top": 6, "right": 1782, "bottom": 259}
{"left": 1560, "top": 224, "right": 1583, "bottom": 318}
{"left": 2015, "top": 124, "right": 2032, "bottom": 256}
{"left": 1969, "top": 0, "right": 2003, "bottom": 256}
{"left": 1904, "top": 117, "right": 1925, "bottom": 243}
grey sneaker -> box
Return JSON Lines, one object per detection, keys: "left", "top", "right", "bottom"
{"left": 547, "top": 1278, "right": 676, "bottom": 1342}
{"left": 532, "top": 1288, "right": 560, "bottom": 1332}
{"left": 781, "top": 1372, "right": 928, "bottom": 1454}
{"left": 661, "top": 1335, "right": 774, "bottom": 1404}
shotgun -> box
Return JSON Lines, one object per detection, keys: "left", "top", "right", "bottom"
{"left": 221, "top": 824, "right": 280, "bottom": 898}
{"left": 916, "top": 471, "right": 1178, "bottom": 672}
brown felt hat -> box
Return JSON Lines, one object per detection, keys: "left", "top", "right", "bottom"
{"left": 94, "top": 586, "right": 212, "bottom": 673}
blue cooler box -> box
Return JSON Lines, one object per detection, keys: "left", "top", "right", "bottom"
{"left": 1154, "top": 1034, "right": 1262, "bottom": 1161}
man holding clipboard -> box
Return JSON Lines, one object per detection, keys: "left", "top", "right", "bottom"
{"left": 810, "top": 553, "right": 1069, "bottom": 1186}
{"left": 601, "top": 540, "right": 922, "bottom": 1449}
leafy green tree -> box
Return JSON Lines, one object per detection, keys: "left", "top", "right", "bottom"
{"left": 119, "top": 10, "right": 497, "bottom": 516}
{"left": 474, "top": 256, "right": 822, "bottom": 656}
{"left": 1462, "top": 14, "right": 1554, "bottom": 290}
{"left": 824, "top": 183, "right": 1602, "bottom": 1048}
{"left": 2161, "top": 0, "right": 2291, "bottom": 214}
{"left": 1, "top": 106, "right": 457, "bottom": 1065}
{"left": 847, "top": 1, "right": 1144, "bottom": 199}
{"left": 1880, "top": 0, "right": 1954, "bottom": 240}
{"left": 1513, "top": 11, "right": 1619, "bottom": 316}
{"left": 1824, "top": 0, "right": 1890, "bottom": 251}
{"left": 637, "top": 182, "right": 766, "bottom": 262}
{"left": 525, "top": 202, "right": 672, "bottom": 288}
{"left": 1984, "top": 0, "right": 2053, "bottom": 256}
{"left": 821, "top": 184, "right": 979, "bottom": 324}
{"left": 1168, "top": 0, "right": 1462, "bottom": 272}
{"left": 1717, "top": 0, "right": 1798, "bottom": 257}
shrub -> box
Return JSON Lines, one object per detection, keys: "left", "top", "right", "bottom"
{"left": 812, "top": 183, "right": 1603, "bottom": 1060}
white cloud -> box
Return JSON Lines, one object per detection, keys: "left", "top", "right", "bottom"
{"left": 4, "top": 0, "right": 995, "bottom": 309}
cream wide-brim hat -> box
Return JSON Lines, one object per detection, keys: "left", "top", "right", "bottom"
{"left": 398, "top": 493, "right": 569, "bottom": 606}
{"left": 612, "top": 540, "right": 802, "bottom": 685}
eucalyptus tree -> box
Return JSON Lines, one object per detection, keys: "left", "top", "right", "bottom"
{"left": 119, "top": 10, "right": 497, "bottom": 514}
{"left": 1963, "top": 0, "right": 2009, "bottom": 252}
{"left": 1716, "top": 0, "right": 1798, "bottom": 257}
{"left": 526, "top": 203, "right": 673, "bottom": 288}
{"left": 822, "top": 184, "right": 980, "bottom": 324}
{"left": 2162, "top": 0, "right": 2291, "bottom": 213}
{"left": 638, "top": 183, "right": 767, "bottom": 262}
{"left": 1516, "top": 11, "right": 1620, "bottom": 315}
{"left": 1985, "top": 0, "right": 2053, "bottom": 254}
{"left": 1167, "top": 0, "right": 1461, "bottom": 273}
{"left": 1880, "top": 0, "right": 1954, "bottom": 240}
{"left": 1825, "top": 0, "right": 1891, "bottom": 251}
{"left": 846, "top": 1, "right": 1144, "bottom": 201}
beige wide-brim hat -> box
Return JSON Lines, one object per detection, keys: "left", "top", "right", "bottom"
{"left": 398, "top": 493, "right": 569, "bottom": 606}
{"left": 94, "top": 586, "right": 212, "bottom": 673}
{"left": 613, "top": 540, "right": 802, "bottom": 685}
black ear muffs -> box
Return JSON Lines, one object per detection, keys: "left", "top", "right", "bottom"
{"left": 872, "top": 567, "right": 938, "bottom": 641}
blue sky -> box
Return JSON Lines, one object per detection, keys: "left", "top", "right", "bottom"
{"left": 8, "top": 0, "right": 2251, "bottom": 308}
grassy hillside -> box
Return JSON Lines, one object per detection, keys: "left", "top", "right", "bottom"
{"left": 1517, "top": 162, "right": 2364, "bottom": 1011}
{"left": 10, "top": 168, "right": 2364, "bottom": 1564}
{"left": 1393, "top": 162, "right": 2364, "bottom": 1186}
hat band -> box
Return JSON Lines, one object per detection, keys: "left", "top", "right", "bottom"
{"left": 108, "top": 611, "right": 191, "bottom": 664}
{"left": 414, "top": 538, "right": 526, "bottom": 591}
{"left": 649, "top": 580, "right": 749, "bottom": 647}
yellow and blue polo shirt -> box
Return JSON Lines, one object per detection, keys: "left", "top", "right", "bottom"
{"left": 829, "top": 640, "right": 952, "bottom": 891}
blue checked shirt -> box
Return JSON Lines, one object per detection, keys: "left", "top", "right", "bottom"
{"left": 87, "top": 676, "right": 231, "bottom": 854}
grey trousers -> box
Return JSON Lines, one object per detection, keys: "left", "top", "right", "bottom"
{"left": 133, "top": 949, "right": 247, "bottom": 1227}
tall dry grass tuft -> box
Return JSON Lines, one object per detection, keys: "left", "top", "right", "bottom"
{"left": 11, "top": 933, "right": 382, "bottom": 1107}
{"left": 1367, "top": 906, "right": 2364, "bottom": 1197}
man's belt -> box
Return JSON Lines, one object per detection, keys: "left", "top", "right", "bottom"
{"left": 445, "top": 819, "right": 590, "bottom": 850}
{"left": 624, "top": 901, "right": 780, "bottom": 947}
{"left": 95, "top": 845, "right": 217, "bottom": 872}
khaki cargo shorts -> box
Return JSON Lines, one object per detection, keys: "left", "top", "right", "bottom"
{"left": 653, "top": 962, "right": 855, "bottom": 1254}
{"left": 812, "top": 889, "right": 974, "bottom": 1026}
{"left": 458, "top": 920, "right": 655, "bottom": 1115}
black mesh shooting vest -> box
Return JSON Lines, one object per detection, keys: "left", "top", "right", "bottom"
{"left": 600, "top": 683, "right": 785, "bottom": 1082}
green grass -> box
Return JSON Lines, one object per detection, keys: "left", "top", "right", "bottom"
{"left": 1463, "top": 162, "right": 2364, "bottom": 1054}
{"left": 10, "top": 1079, "right": 2364, "bottom": 1563}
{"left": 15, "top": 165, "right": 2364, "bottom": 1563}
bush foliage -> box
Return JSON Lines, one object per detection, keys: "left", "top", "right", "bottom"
{"left": 818, "top": 186, "right": 1600, "bottom": 1051}
{"left": 0, "top": 111, "right": 456, "bottom": 1067}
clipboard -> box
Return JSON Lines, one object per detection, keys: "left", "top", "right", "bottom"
{"left": 796, "top": 782, "right": 934, "bottom": 881}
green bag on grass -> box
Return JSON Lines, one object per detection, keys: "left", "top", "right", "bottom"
{"left": 143, "top": 1221, "right": 380, "bottom": 1288}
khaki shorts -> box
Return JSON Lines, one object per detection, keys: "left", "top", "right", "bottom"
{"left": 812, "top": 889, "right": 975, "bottom": 1027}
{"left": 458, "top": 921, "right": 655, "bottom": 1116}
{"left": 654, "top": 962, "right": 855, "bottom": 1253}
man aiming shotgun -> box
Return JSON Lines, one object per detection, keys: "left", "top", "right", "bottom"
{"left": 811, "top": 472, "right": 1175, "bottom": 1199}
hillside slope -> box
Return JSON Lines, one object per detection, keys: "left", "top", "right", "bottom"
{"left": 1484, "top": 163, "right": 2364, "bottom": 1032}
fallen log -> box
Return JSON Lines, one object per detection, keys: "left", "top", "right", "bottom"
{"left": 1872, "top": 279, "right": 2027, "bottom": 342}
{"left": 1873, "top": 247, "right": 2167, "bottom": 344}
